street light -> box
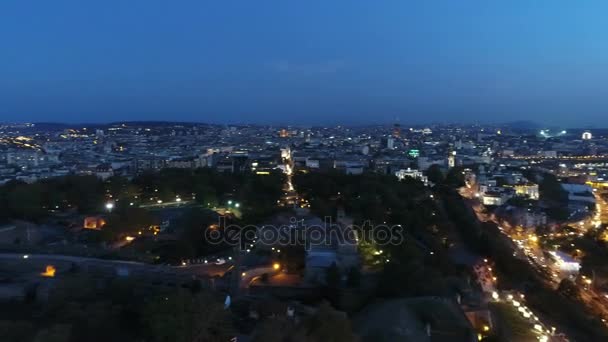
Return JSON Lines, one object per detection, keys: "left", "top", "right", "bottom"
{"left": 228, "top": 200, "right": 233, "bottom": 205}
{"left": 235, "top": 203, "right": 240, "bottom": 208}
{"left": 105, "top": 202, "right": 114, "bottom": 211}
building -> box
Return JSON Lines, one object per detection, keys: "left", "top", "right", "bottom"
{"left": 448, "top": 151, "right": 456, "bottom": 168}
{"left": 482, "top": 191, "right": 513, "bottom": 206}
{"left": 395, "top": 168, "right": 429, "bottom": 185}
{"left": 84, "top": 216, "right": 107, "bottom": 230}
{"left": 561, "top": 183, "right": 596, "bottom": 204}
{"left": 514, "top": 183, "right": 540, "bottom": 200}
{"left": 582, "top": 131, "right": 593, "bottom": 140}
{"left": 392, "top": 123, "right": 401, "bottom": 138}
{"left": 381, "top": 137, "right": 395, "bottom": 149}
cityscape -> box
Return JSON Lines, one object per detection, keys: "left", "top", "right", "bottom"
{"left": 3, "top": 1, "right": 608, "bottom": 342}
{"left": 1, "top": 122, "right": 608, "bottom": 341}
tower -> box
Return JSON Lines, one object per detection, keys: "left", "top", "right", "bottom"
{"left": 448, "top": 151, "right": 456, "bottom": 169}
{"left": 392, "top": 123, "right": 401, "bottom": 138}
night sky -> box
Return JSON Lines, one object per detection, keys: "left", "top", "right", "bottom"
{"left": 1, "top": 1, "right": 607, "bottom": 126}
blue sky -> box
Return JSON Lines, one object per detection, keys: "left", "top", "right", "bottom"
{"left": 1, "top": 1, "right": 607, "bottom": 126}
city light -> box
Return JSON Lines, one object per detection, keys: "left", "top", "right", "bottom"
{"left": 273, "top": 263, "right": 280, "bottom": 270}
{"left": 41, "top": 265, "right": 56, "bottom": 277}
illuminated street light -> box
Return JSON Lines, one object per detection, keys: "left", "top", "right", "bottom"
{"left": 273, "top": 263, "right": 280, "bottom": 270}
{"left": 105, "top": 202, "right": 114, "bottom": 211}
{"left": 235, "top": 203, "right": 240, "bottom": 208}
{"left": 228, "top": 200, "right": 233, "bottom": 205}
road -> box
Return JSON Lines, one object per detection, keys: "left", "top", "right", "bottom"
{"left": 461, "top": 183, "right": 608, "bottom": 326}
{"left": 0, "top": 252, "right": 233, "bottom": 279}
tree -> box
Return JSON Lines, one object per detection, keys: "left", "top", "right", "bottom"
{"left": 445, "top": 167, "right": 466, "bottom": 188}
{"left": 346, "top": 267, "right": 361, "bottom": 288}
{"left": 103, "top": 207, "right": 157, "bottom": 240}
{"left": 0, "top": 320, "right": 34, "bottom": 342}
{"left": 6, "top": 182, "right": 46, "bottom": 220}
{"left": 253, "top": 303, "right": 358, "bottom": 342}
{"left": 33, "top": 324, "right": 72, "bottom": 342}
{"left": 252, "top": 317, "right": 296, "bottom": 342}
{"left": 143, "top": 291, "right": 233, "bottom": 342}
{"left": 558, "top": 279, "right": 580, "bottom": 300}
{"left": 426, "top": 164, "right": 445, "bottom": 184}
{"left": 539, "top": 174, "right": 567, "bottom": 204}
{"left": 326, "top": 263, "right": 341, "bottom": 288}
{"left": 293, "top": 302, "right": 358, "bottom": 342}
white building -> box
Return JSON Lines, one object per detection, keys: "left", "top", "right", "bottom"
{"left": 395, "top": 168, "right": 429, "bottom": 185}
{"left": 482, "top": 192, "right": 508, "bottom": 206}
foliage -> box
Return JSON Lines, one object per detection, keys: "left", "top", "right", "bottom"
{"left": 252, "top": 302, "right": 358, "bottom": 342}
{"left": 346, "top": 267, "right": 361, "bottom": 288}
{"left": 0, "top": 168, "right": 284, "bottom": 223}
{"left": 539, "top": 173, "right": 568, "bottom": 204}
{"left": 426, "top": 164, "right": 445, "bottom": 184}
{"left": 325, "top": 262, "right": 341, "bottom": 288}
{"left": 142, "top": 290, "right": 233, "bottom": 342}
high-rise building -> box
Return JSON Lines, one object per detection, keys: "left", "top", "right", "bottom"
{"left": 392, "top": 123, "right": 401, "bottom": 138}
{"left": 582, "top": 131, "right": 592, "bottom": 140}
{"left": 380, "top": 136, "right": 395, "bottom": 149}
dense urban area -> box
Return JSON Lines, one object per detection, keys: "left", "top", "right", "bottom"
{"left": 1, "top": 121, "right": 608, "bottom": 342}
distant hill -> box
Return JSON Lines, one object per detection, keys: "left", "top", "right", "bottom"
{"left": 501, "top": 121, "right": 541, "bottom": 131}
